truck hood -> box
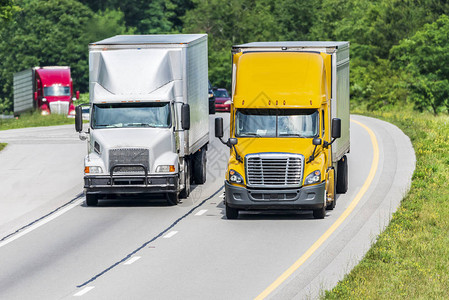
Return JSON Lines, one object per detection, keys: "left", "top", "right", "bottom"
{"left": 92, "top": 128, "right": 172, "bottom": 150}
{"left": 91, "top": 128, "right": 174, "bottom": 172}
{"left": 235, "top": 137, "right": 316, "bottom": 160}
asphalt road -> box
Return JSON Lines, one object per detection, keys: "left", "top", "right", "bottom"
{"left": 0, "top": 114, "right": 415, "bottom": 299}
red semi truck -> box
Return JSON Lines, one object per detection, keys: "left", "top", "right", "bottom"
{"left": 13, "top": 66, "right": 79, "bottom": 116}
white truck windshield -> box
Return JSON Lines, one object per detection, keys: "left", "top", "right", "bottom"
{"left": 235, "top": 109, "right": 319, "bottom": 138}
{"left": 92, "top": 102, "right": 171, "bottom": 129}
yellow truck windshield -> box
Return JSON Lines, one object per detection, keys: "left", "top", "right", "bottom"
{"left": 235, "top": 109, "right": 318, "bottom": 138}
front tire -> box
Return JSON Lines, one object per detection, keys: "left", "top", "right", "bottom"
{"left": 166, "top": 192, "right": 179, "bottom": 206}
{"left": 86, "top": 194, "right": 98, "bottom": 206}
{"left": 313, "top": 206, "right": 326, "bottom": 219}
{"left": 179, "top": 159, "right": 191, "bottom": 199}
{"left": 226, "top": 203, "right": 239, "bottom": 219}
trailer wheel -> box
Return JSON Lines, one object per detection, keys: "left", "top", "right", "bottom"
{"left": 166, "top": 192, "right": 179, "bottom": 206}
{"left": 313, "top": 206, "right": 326, "bottom": 219}
{"left": 86, "top": 194, "right": 98, "bottom": 206}
{"left": 336, "top": 155, "right": 348, "bottom": 194}
{"left": 193, "top": 148, "right": 207, "bottom": 184}
{"left": 179, "top": 160, "right": 191, "bottom": 199}
{"left": 225, "top": 203, "right": 239, "bottom": 219}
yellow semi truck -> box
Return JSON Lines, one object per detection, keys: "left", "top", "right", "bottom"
{"left": 215, "top": 42, "right": 350, "bottom": 219}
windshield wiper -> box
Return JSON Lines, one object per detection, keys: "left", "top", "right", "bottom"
{"left": 240, "top": 133, "right": 262, "bottom": 137}
{"left": 279, "top": 133, "right": 305, "bottom": 137}
{"left": 124, "top": 123, "right": 152, "bottom": 127}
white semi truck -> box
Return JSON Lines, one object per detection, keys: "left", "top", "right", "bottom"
{"left": 75, "top": 34, "right": 209, "bottom": 206}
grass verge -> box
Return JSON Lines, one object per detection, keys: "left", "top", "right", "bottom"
{"left": 0, "top": 143, "right": 6, "bottom": 151}
{"left": 0, "top": 112, "right": 75, "bottom": 131}
{"left": 325, "top": 107, "right": 449, "bottom": 298}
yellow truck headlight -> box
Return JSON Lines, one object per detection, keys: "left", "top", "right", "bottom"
{"left": 229, "top": 169, "right": 244, "bottom": 184}
{"left": 304, "top": 170, "right": 321, "bottom": 185}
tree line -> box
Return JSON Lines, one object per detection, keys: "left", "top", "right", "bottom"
{"left": 1, "top": 0, "right": 449, "bottom": 114}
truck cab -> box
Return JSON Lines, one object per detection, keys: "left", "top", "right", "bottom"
{"left": 216, "top": 42, "right": 350, "bottom": 219}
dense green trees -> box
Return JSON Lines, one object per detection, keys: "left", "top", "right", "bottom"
{"left": 0, "top": 0, "right": 128, "bottom": 112}
{"left": 1, "top": 0, "right": 449, "bottom": 114}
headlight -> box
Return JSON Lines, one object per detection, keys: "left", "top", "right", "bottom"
{"left": 85, "top": 166, "right": 103, "bottom": 174}
{"left": 209, "top": 93, "right": 214, "bottom": 98}
{"left": 42, "top": 97, "right": 47, "bottom": 102}
{"left": 156, "top": 165, "right": 175, "bottom": 172}
{"left": 224, "top": 100, "right": 232, "bottom": 105}
{"left": 304, "top": 170, "right": 321, "bottom": 185}
{"left": 229, "top": 169, "right": 244, "bottom": 184}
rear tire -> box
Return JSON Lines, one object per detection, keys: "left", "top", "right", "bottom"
{"left": 166, "top": 192, "right": 179, "bottom": 206}
{"left": 226, "top": 203, "right": 239, "bottom": 219}
{"left": 193, "top": 148, "right": 207, "bottom": 184}
{"left": 86, "top": 194, "right": 98, "bottom": 206}
{"left": 336, "top": 155, "right": 348, "bottom": 194}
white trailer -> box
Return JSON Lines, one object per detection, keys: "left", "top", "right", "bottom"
{"left": 13, "top": 69, "right": 35, "bottom": 116}
{"left": 75, "top": 34, "right": 209, "bottom": 206}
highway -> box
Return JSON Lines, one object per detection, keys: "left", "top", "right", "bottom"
{"left": 0, "top": 113, "right": 415, "bottom": 299}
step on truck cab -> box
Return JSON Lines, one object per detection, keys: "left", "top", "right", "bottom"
{"left": 75, "top": 34, "right": 209, "bottom": 206}
{"left": 215, "top": 41, "right": 350, "bottom": 219}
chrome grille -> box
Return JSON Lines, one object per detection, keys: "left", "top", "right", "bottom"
{"left": 49, "top": 101, "right": 69, "bottom": 114}
{"left": 109, "top": 148, "right": 149, "bottom": 173}
{"left": 246, "top": 154, "right": 304, "bottom": 188}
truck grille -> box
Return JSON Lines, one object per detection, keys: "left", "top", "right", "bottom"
{"left": 49, "top": 101, "right": 69, "bottom": 114}
{"left": 109, "top": 148, "right": 149, "bottom": 173}
{"left": 245, "top": 154, "right": 304, "bottom": 188}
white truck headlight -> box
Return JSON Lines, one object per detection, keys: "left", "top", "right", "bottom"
{"left": 85, "top": 166, "right": 103, "bottom": 174}
{"left": 304, "top": 170, "right": 321, "bottom": 185}
{"left": 229, "top": 169, "right": 244, "bottom": 184}
{"left": 156, "top": 165, "right": 175, "bottom": 172}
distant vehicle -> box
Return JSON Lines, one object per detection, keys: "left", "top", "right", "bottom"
{"left": 213, "top": 88, "right": 231, "bottom": 112}
{"left": 13, "top": 66, "right": 79, "bottom": 116}
{"left": 208, "top": 81, "right": 215, "bottom": 114}
{"left": 81, "top": 106, "right": 90, "bottom": 120}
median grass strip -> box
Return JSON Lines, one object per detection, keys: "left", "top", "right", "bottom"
{"left": 0, "top": 112, "right": 74, "bottom": 131}
{"left": 325, "top": 108, "right": 449, "bottom": 299}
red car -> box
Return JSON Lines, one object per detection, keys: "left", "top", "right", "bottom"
{"left": 213, "top": 88, "right": 231, "bottom": 112}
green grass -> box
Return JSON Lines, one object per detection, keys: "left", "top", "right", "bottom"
{"left": 325, "top": 107, "right": 449, "bottom": 299}
{"left": 0, "top": 111, "right": 75, "bottom": 131}
{"left": 0, "top": 143, "right": 6, "bottom": 151}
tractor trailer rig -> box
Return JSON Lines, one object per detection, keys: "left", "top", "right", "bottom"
{"left": 75, "top": 34, "right": 209, "bottom": 206}
{"left": 215, "top": 41, "right": 350, "bottom": 219}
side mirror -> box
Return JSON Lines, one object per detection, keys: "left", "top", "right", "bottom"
{"left": 313, "top": 138, "right": 322, "bottom": 146}
{"left": 229, "top": 138, "right": 238, "bottom": 146}
{"left": 181, "top": 104, "right": 190, "bottom": 130}
{"left": 332, "top": 118, "right": 341, "bottom": 139}
{"left": 76, "top": 91, "right": 80, "bottom": 100}
{"left": 215, "top": 117, "right": 224, "bottom": 138}
{"left": 75, "top": 105, "right": 83, "bottom": 132}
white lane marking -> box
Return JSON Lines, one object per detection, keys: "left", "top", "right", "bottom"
{"left": 195, "top": 209, "right": 208, "bottom": 216}
{"left": 163, "top": 231, "right": 178, "bottom": 238}
{"left": 0, "top": 198, "right": 84, "bottom": 249}
{"left": 73, "top": 286, "right": 95, "bottom": 296}
{"left": 219, "top": 193, "right": 225, "bottom": 198}
{"left": 124, "top": 256, "right": 141, "bottom": 265}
